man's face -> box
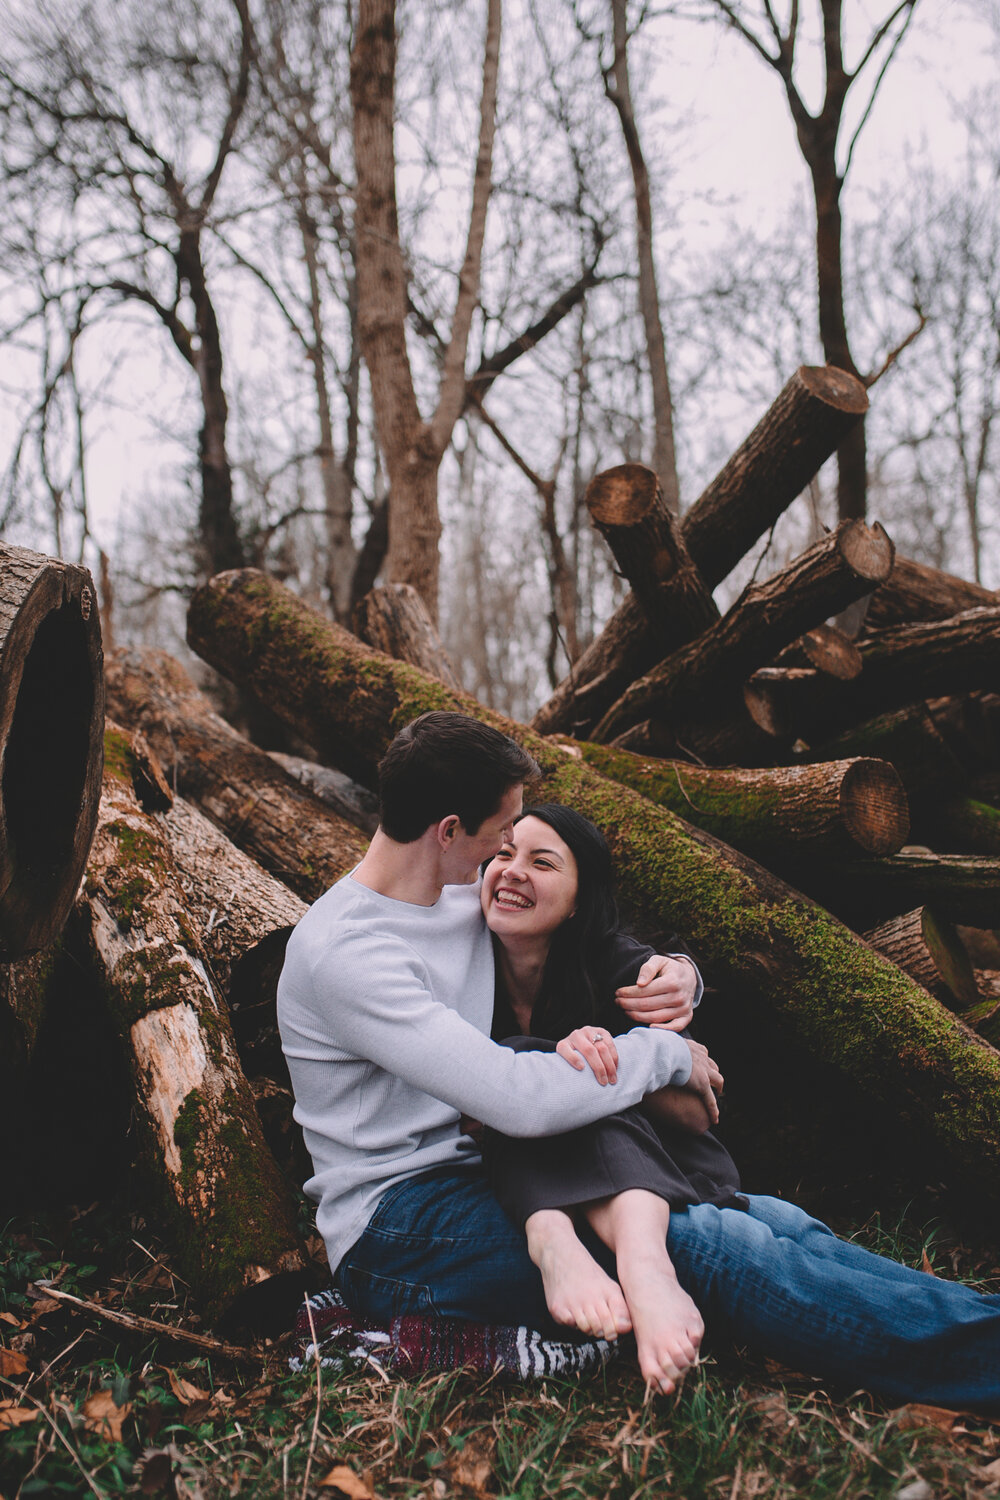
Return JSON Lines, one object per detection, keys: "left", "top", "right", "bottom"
{"left": 442, "top": 783, "right": 523, "bottom": 885}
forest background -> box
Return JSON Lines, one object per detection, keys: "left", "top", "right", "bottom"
{"left": 1, "top": 0, "right": 998, "bottom": 723}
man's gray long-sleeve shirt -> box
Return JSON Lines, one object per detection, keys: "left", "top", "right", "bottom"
{"left": 277, "top": 874, "right": 694, "bottom": 1275}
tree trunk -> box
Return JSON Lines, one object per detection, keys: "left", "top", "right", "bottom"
{"left": 268, "top": 753, "right": 379, "bottom": 834}
{"left": 532, "top": 365, "right": 869, "bottom": 735}
{"left": 566, "top": 741, "right": 909, "bottom": 859}
{"left": 0, "top": 543, "right": 105, "bottom": 958}
{"left": 592, "top": 520, "right": 894, "bottom": 744}
{"left": 864, "top": 907, "right": 979, "bottom": 1011}
{"left": 911, "top": 797, "right": 1000, "bottom": 857}
{"left": 811, "top": 700, "right": 972, "bottom": 798}
{"left": 795, "top": 852, "right": 1000, "bottom": 931}
{"left": 187, "top": 568, "right": 1000, "bottom": 1199}
{"left": 82, "top": 724, "right": 308, "bottom": 1322}
{"left": 353, "top": 583, "right": 462, "bottom": 690}
{"left": 865, "top": 555, "right": 998, "bottom": 630}
{"left": 745, "top": 607, "right": 1000, "bottom": 749}
{"left": 104, "top": 646, "right": 367, "bottom": 902}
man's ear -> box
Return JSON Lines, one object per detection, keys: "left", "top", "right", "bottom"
{"left": 436, "top": 814, "right": 461, "bottom": 849}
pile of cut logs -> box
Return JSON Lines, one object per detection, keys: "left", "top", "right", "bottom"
{"left": 3, "top": 363, "right": 1000, "bottom": 1327}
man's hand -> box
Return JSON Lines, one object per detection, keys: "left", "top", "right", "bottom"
{"left": 616, "top": 954, "right": 698, "bottom": 1031}
{"left": 681, "top": 1038, "right": 723, "bottom": 1125}
{"left": 556, "top": 1027, "right": 619, "bottom": 1085}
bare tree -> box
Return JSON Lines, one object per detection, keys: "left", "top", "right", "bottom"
{"left": 706, "top": 0, "right": 918, "bottom": 520}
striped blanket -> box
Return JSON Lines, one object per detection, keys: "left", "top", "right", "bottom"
{"left": 290, "top": 1288, "right": 622, "bottom": 1380}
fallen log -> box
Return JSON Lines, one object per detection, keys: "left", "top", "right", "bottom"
{"left": 268, "top": 752, "right": 379, "bottom": 833}
{"left": 793, "top": 852, "right": 1000, "bottom": 931}
{"left": 0, "top": 543, "right": 105, "bottom": 957}
{"left": 865, "top": 555, "right": 997, "bottom": 630}
{"left": 745, "top": 607, "right": 1000, "bottom": 749}
{"left": 772, "top": 623, "right": 862, "bottom": 680}
{"left": 531, "top": 466, "right": 721, "bottom": 739}
{"left": 607, "top": 708, "right": 783, "bottom": 768}
{"left": 80, "top": 723, "right": 309, "bottom": 1322}
{"left": 808, "top": 701, "right": 971, "bottom": 797}
{"left": 864, "top": 907, "right": 979, "bottom": 1010}
{"left": 353, "top": 582, "right": 462, "bottom": 691}
{"left": 105, "top": 646, "right": 367, "bottom": 901}
{"left": 532, "top": 365, "right": 869, "bottom": 736}
{"left": 188, "top": 568, "right": 1000, "bottom": 1201}
{"left": 564, "top": 741, "right": 909, "bottom": 859}
{"left": 910, "top": 796, "right": 1000, "bottom": 857}
{"left": 592, "top": 520, "right": 894, "bottom": 744}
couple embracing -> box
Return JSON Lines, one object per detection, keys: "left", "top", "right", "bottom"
{"left": 278, "top": 711, "right": 1000, "bottom": 1410}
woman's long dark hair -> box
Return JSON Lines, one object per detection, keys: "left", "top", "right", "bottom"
{"left": 511, "top": 803, "right": 621, "bottom": 1037}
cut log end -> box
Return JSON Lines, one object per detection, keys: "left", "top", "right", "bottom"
{"left": 798, "top": 364, "right": 870, "bottom": 414}
{"left": 839, "top": 758, "right": 910, "bottom": 856}
{"left": 839, "top": 520, "right": 895, "bottom": 583}
{"left": 585, "top": 463, "right": 661, "bottom": 526}
{"left": 0, "top": 545, "right": 105, "bottom": 959}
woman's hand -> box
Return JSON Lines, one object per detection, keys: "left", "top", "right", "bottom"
{"left": 556, "top": 1027, "right": 619, "bottom": 1085}
{"left": 615, "top": 955, "right": 698, "bottom": 1031}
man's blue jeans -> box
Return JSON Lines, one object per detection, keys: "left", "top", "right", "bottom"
{"left": 334, "top": 1166, "right": 1000, "bottom": 1412}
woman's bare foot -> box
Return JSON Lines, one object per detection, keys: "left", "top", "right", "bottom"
{"left": 525, "top": 1210, "right": 632, "bottom": 1341}
{"left": 616, "top": 1243, "right": 703, "bottom": 1395}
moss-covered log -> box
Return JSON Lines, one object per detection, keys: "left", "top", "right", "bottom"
{"left": 809, "top": 700, "right": 970, "bottom": 798}
{"left": 0, "top": 542, "right": 105, "bottom": 957}
{"left": 865, "top": 555, "right": 997, "bottom": 630}
{"left": 563, "top": 740, "right": 909, "bottom": 859}
{"left": 188, "top": 568, "right": 1000, "bottom": 1200}
{"left": 911, "top": 796, "right": 1000, "bottom": 857}
{"left": 593, "top": 520, "right": 894, "bottom": 744}
{"left": 81, "top": 724, "right": 309, "bottom": 1322}
{"left": 105, "top": 646, "right": 367, "bottom": 901}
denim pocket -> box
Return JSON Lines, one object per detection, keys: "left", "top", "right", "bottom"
{"left": 337, "top": 1262, "right": 438, "bottom": 1322}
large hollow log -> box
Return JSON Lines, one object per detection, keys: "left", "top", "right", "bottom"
{"left": 81, "top": 723, "right": 309, "bottom": 1323}
{"left": 865, "top": 555, "right": 998, "bottom": 630}
{"left": 745, "top": 607, "right": 1000, "bottom": 749}
{"left": 564, "top": 741, "right": 909, "bottom": 859}
{"left": 864, "top": 907, "right": 980, "bottom": 1010}
{"left": 532, "top": 366, "right": 870, "bottom": 737}
{"left": 104, "top": 647, "right": 367, "bottom": 902}
{"left": 592, "top": 520, "right": 895, "bottom": 744}
{"left": 0, "top": 543, "right": 105, "bottom": 958}
{"left": 353, "top": 582, "right": 462, "bottom": 691}
{"left": 188, "top": 569, "right": 1000, "bottom": 1201}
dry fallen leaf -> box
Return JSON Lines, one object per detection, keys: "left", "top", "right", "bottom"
{"left": 892, "top": 1403, "right": 961, "bottom": 1433}
{"left": 320, "top": 1463, "right": 376, "bottom": 1497}
{"left": 0, "top": 1312, "right": 22, "bottom": 1327}
{"left": 28, "top": 1296, "right": 61, "bottom": 1317}
{"left": 166, "top": 1369, "right": 211, "bottom": 1405}
{"left": 448, "top": 1432, "right": 496, "bottom": 1497}
{"left": 83, "top": 1388, "right": 133, "bottom": 1443}
{"left": 0, "top": 1347, "right": 28, "bottom": 1376}
{"left": 980, "top": 1458, "right": 1000, "bottom": 1480}
{"left": 0, "top": 1400, "right": 39, "bottom": 1431}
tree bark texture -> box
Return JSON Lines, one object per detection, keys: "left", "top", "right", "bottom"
{"left": 863, "top": 907, "right": 980, "bottom": 1011}
{"left": 0, "top": 543, "right": 105, "bottom": 958}
{"left": 532, "top": 365, "right": 869, "bottom": 736}
{"left": 911, "top": 797, "right": 1000, "bottom": 858}
{"left": 592, "top": 520, "right": 894, "bottom": 744}
{"left": 187, "top": 568, "right": 1000, "bottom": 1198}
{"left": 773, "top": 623, "right": 862, "bottom": 679}
{"left": 104, "top": 647, "right": 367, "bottom": 902}
{"left": 865, "top": 555, "right": 998, "bottom": 631}
{"left": 802, "top": 700, "right": 972, "bottom": 798}
{"left": 268, "top": 753, "right": 379, "bottom": 834}
{"left": 82, "top": 725, "right": 308, "bottom": 1320}
{"left": 745, "top": 607, "right": 1000, "bottom": 749}
{"left": 353, "top": 582, "right": 462, "bottom": 690}
{"left": 794, "top": 852, "right": 1000, "bottom": 931}
{"left": 568, "top": 741, "right": 909, "bottom": 859}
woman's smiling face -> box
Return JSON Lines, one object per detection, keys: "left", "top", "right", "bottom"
{"left": 481, "top": 815, "right": 579, "bottom": 941}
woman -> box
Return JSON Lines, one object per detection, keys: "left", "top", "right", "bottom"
{"left": 480, "top": 805, "right": 1000, "bottom": 1403}
{"left": 481, "top": 802, "right": 741, "bottom": 1393}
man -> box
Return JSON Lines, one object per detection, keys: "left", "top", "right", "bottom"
{"left": 279, "top": 711, "right": 1000, "bottom": 1411}
{"left": 278, "top": 710, "right": 708, "bottom": 1335}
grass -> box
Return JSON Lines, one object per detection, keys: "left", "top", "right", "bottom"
{"left": 1, "top": 1199, "right": 999, "bottom": 1499}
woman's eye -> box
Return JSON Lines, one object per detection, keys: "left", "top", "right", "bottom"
{"left": 535, "top": 859, "right": 554, "bottom": 870}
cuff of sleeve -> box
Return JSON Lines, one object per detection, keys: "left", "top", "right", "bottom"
{"left": 668, "top": 952, "right": 704, "bottom": 1008}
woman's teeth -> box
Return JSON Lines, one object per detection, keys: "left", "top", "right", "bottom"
{"left": 494, "top": 889, "right": 533, "bottom": 909}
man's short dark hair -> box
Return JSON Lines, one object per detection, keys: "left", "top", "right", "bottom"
{"left": 378, "top": 712, "right": 539, "bottom": 843}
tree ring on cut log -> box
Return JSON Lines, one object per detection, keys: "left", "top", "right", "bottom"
{"left": 0, "top": 544, "right": 104, "bottom": 958}
{"left": 839, "top": 758, "right": 909, "bottom": 857}
{"left": 798, "top": 364, "right": 870, "bottom": 413}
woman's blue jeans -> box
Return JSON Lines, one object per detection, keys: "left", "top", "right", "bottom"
{"left": 334, "top": 1166, "right": 1000, "bottom": 1412}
